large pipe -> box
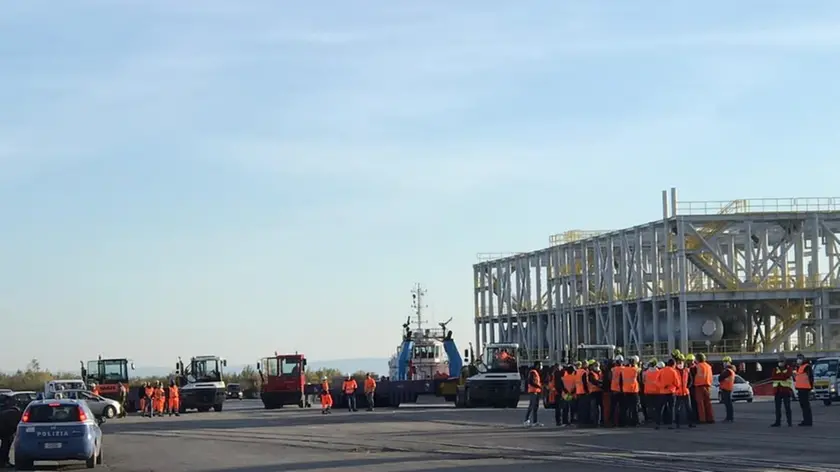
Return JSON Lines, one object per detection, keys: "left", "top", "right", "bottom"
{"left": 642, "top": 311, "right": 725, "bottom": 344}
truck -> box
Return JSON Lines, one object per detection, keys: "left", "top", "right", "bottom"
{"left": 175, "top": 355, "right": 227, "bottom": 412}
{"left": 79, "top": 356, "right": 145, "bottom": 412}
{"left": 454, "top": 343, "right": 522, "bottom": 408}
{"left": 257, "top": 353, "right": 311, "bottom": 409}
{"left": 812, "top": 356, "right": 840, "bottom": 405}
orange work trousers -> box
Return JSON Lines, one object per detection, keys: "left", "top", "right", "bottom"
{"left": 154, "top": 397, "right": 164, "bottom": 414}
{"left": 168, "top": 397, "right": 180, "bottom": 413}
{"left": 694, "top": 386, "right": 714, "bottom": 423}
{"left": 321, "top": 394, "right": 333, "bottom": 409}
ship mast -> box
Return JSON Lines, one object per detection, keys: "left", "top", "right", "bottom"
{"left": 411, "top": 283, "right": 427, "bottom": 333}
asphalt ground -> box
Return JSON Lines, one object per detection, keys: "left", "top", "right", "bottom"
{"left": 14, "top": 397, "right": 840, "bottom": 471}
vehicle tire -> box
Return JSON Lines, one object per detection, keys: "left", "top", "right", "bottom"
{"left": 198, "top": 407, "right": 210, "bottom": 412}
{"left": 103, "top": 405, "right": 116, "bottom": 419}
{"left": 824, "top": 399, "right": 832, "bottom": 406}
{"left": 747, "top": 399, "right": 753, "bottom": 403}
{"left": 213, "top": 404, "right": 223, "bottom": 412}
{"left": 96, "top": 447, "right": 104, "bottom": 465}
{"left": 86, "top": 453, "right": 96, "bottom": 468}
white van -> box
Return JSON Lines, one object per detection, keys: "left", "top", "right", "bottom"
{"left": 44, "top": 379, "right": 87, "bottom": 396}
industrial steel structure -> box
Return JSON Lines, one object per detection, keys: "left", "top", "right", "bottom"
{"left": 473, "top": 189, "right": 840, "bottom": 366}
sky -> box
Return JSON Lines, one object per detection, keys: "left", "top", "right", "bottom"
{"left": 2, "top": 0, "right": 840, "bottom": 372}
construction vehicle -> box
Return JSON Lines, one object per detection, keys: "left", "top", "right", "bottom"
{"left": 813, "top": 356, "right": 840, "bottom": 406}
{"left": 454, "top": 342, "right": 522, "bottom": 408}
{"left": 80, "top": 356, "right": 146, "bottom": 412}
{"left": 574, "top": 344, "right": 618, "bottom": 363}
{"left": 257, "top": 352, "right": 311, "bottom": 409}
{"left": 174, "top": 355, "right": 227, "bottom": 412}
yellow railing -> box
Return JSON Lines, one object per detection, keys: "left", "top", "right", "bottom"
{"left": 549, "top": 230, "right": 612, "bottom": 246}
{"left": 676, "top": 197, "right": 840, "bottom": 216}
{"left": 684, "top": 199, "right": 746, "bottom": 250}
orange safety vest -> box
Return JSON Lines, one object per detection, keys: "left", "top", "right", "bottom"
{"left": 610, "top": 367, "right": 621, "bottom": 392}
{"left": 676, "top": 368, "right": 690, "bottom": 396}
{"left": 794, "top": 364, "right": 812, "bottom": 390}
{"left": 658, "top": 366, "right": 677, "bottom": 394}
{"left": 342, "top": 379, "right": 357, "bottom": 394}
{"left": 527, "top": 369, "right": 542, "bottom": 393}
{"left": 320, "top": 381, "right": 330, "bottom": 393}
{"left": 693, "top": 362, "right": 713, "bottom": 387}
{"left": 154, "top": 387, "right": 164, "bottom": 400}
{"left": 719, "top": 367, "right": 736, "bottom": 392}
{"left": 621, "top": 366, "right": 640, "bottom": 393}
{"left": 364, "top": 377, "right": 376, "bottom": 393}
{"left": 574, "top": 369, "right": 586, "bottom": 395}
{"left": 561, "top": 371, "right": 576, "bottom": 393}
{"left": 547, "top": 373, "right": 557, "bottom": 402}
{"left": 92, "top": 387, "right": 100, "bottom": 396}
{"left": 643, "top": 369, "right": 660, "bottom": 395}
{"left": 588, "top": 371, "right": 602, "bottom": 393}
{"left": 168, "top": 385, "right": 179, "bottom": 399}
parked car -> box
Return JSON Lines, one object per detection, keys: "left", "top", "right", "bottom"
{"left": 13, "top": 399, "right": 104, "bottom": 469}
{"left": 711, "top": 374, "right": 754, "bottom": 403}
{"left": 226, "top": 383, "right": 243, "bottom": 400}
{"left": 54, "top": 389, "right": 122, "bottom": 419}
{"left": 1, "top": 391, "right": 37, "bottom": 410}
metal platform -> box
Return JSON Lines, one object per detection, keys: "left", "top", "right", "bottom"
{"left": 473, "top": 188, "right": 840, "bottom": 365}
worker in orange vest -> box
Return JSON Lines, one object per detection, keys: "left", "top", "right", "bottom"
{"left": 554, "top": 364, "right": 575, "bottom": 426}
{"left": 142, "top": 382, "right": 153, "bottom": 417}
{"left": 320, "top": 377, "right": 333, "bottom": 414}
{"left": 90, "top": 383, "right": 100, "bottom": 396}
{"left": 153, "top": 382, "right": 166, "bottom": 417}
{"left": 770, "top": 355, "right": 794, "bottom": 427}
{"left": 573, "top": 362, "right": 589, "bottom": 426}
{"left": 692, "top": 353, "right": 714, "bottom": 423}
{"left": 656, "top": 359, "right": 679, "bottom": 429}
{"left": 620, "top": 356, "right": 641, "bottom": 427}
{"left": 342, "top": 375, "right": 358, "bottom": 412}
{"left": 794, "top": 353, "right": 814, "bottom": 426}
{"left": 586, "top": 360, "right": 604, "bottom": 426}
{"left": 363, "top": 373, "right": 377, "bottom": 412}
{"left": 609, "top": 356, "right": 624, "bottom": 427}
{"left": 167, "top": 380, "right": 180, "bottom": 417}
{"left": 523, "top": 360, "right": 543, "bottom": 427}
{"left": 641, "top": 360, "right": 660, "bottom": 424}
{"left": 719, "top": 356, "right": 736, "bottom": 422}
{"left": 674, "top": 355, "right": 696, "bottom": 428}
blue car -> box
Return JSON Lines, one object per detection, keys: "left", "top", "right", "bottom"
{"left": 13, "top": 399, "right": 104, "bottom": 470}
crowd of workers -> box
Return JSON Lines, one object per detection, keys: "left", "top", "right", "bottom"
{"left": 522, "top": 350, "right": 816, "bottom": 429}
{"left": 319, "top": 373, "right": 378, "bottom": 414}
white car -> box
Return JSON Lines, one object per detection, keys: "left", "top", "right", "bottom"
{"left": 711, "top": 374, "right": 754, "bottom": 403}
{"left": 50, "top": 389, "right": 123, "bottom": 419}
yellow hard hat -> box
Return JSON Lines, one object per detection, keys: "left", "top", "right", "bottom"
{"left": 648, "top": 357, "right": 658, "bottom": 365}
{"left": 685, "top": 354, "right": 695, "bottom": 361}
{"left": 588, "top": 359, "right": 597, "bottom": 365}
{"left": 722, "top": 356, "right": 732, "bottom": 363}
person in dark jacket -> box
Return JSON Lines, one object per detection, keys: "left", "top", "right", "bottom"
{"left": 0, "top": 395, "right": 23, "bottom": 468}
{"left": 770, "top": 355, "right": 794, "bottom": 427}
{"left": 554, "top": 364, "right": 575, "bottom": 426}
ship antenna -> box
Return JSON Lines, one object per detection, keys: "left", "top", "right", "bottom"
{"left": 411, "top": 283, "right": 427, "bottom": 333}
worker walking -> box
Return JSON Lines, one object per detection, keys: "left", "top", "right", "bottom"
{"left": 320, "top": 377, "right": 333, "bottom": 414}
{"left": 143, "top": 382, "right": 154, "bottom": 418}
{"left": 364, "top": 373, "right": 377, "bottom": 411}
{"left": 718, "top": 357, "right": 736, "bottom": 422}
{"left": 794, "top": 353, "right": 814, "bottom": 426}
{"left": 117, "top": 382, "right": 128, "bottom": 418}
{"left": 342, "top": 375, "right": 358, "bottom": 412}
{"left": 523, "top": 361, "right": 543, "bottom": 427}
{"left": 693, "top": 353, "right": 714, "bottom": 424}
{"left": 168, "top": 380, "right": 181, "bottom": 417}
{"left": 770, "top": 355, "right": 794, "bottom": 427}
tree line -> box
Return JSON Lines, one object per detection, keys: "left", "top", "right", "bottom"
{"left": 0, "top": 359, "right": 372, "bottom": 392}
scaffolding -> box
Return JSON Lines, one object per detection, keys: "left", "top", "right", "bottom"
{"left": 473, "top": 188, "right": 840, "bottom": 365}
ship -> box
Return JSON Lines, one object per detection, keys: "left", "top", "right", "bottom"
{"left": 387, "top": 284, "right": 455, "bottom": 381}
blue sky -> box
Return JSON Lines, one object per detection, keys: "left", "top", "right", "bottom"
{"left": 2, "top": 1, "right": 840, "bottom": 372}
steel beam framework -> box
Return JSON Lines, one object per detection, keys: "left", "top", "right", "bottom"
{"left": 474, "top": 189, "right": 840, "bottom": 365}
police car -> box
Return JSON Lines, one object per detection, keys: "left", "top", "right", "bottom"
{"left": 13, "top": 399, "right": 104, "bottom": 470}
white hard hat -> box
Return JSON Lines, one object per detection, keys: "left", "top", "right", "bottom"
{"left": 630, "top": 355, "right": 640, "bottom": 363}
{"left": 322, "top": 376, "right": 328, "bottom": 381}
{"left": 656, "top": 361, "right": 665, "bottom": 368}
{"left": 614, "top": 355, "right": 624, "bottom": 362}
